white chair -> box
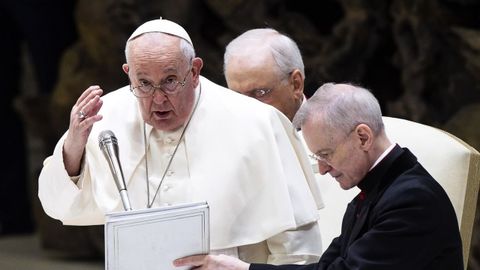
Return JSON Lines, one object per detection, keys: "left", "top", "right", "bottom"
{"left": 316, "top": 116, "right": 480, "bottom": 268}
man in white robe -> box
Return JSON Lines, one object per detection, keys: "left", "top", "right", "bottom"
{"left": 38, "top": 18, "right": 324, "bottom": 264}
{"left": 224, "top": 28, "right": 358, "bottom": 251}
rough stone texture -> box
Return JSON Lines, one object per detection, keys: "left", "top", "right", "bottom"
{"left": 17, "top": 0, "right": 480, "bottom": 266}
{"left": 388, "top": 0, "right": 480, "bottom": 126}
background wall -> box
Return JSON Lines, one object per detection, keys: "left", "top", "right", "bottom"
{"left": 7, "top": 0, "right": 480, "bottom": 268}
{"left": 46, "top": 0, "right": 480, "bottom": 145}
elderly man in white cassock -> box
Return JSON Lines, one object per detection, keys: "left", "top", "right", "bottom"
{"left": 38, "top": 18, "right": 324, "bottom": 264}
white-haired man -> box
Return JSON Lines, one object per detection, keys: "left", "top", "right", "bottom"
{"left": 174, "top": 82, "right": 463, "bottom": 270}
{"left": 223, "top": 28, "right": 357, "bottom": 250}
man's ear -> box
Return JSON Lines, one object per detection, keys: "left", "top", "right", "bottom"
{"left": 191, "top": 57, "right": 204, "bottom": 85}
{"left": 355, "top": 124, "right": 374, "bottom": 150}
{"left": 290, "top": 69, "right": 304, "bottom": 98}
{"left": 122, "top": 64, "right": 129, "bottom": 74}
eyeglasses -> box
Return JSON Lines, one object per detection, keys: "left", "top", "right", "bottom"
{"left": 309, "top": 152, "right": 334, "bottom": 163}
{"left": 130, "top": 69, "right": 191, "bottom": 98}
{"left": 240, "top": 70, "right": 296, "bottom": 100}
{"left": 244, "top": 88, "right": 272, "bottom": 99}
{"left": 309, "top": 128, "right": 356, "bottom": 163}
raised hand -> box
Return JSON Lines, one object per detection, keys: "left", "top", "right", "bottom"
{"left": 63, "top": 85, "right": 104, "bottom": 176}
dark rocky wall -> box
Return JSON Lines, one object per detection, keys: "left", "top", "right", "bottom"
{"left": 48, "top": 0, "right": 480, "bottom": 143}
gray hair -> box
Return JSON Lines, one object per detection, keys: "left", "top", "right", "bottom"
{"left": 293, "top": 83, "right": 384, "bottom": 136}
{"left": 125, "top": 33, "right": 195, "bottom": 64}
{"left": 224, "top": 28, "right": 304, "bottom": 80}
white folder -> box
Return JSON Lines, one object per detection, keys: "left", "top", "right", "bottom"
{"left": 105, "top": 201, "right": 210, "bottom": 270}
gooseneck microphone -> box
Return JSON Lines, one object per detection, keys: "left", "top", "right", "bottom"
{"left": 98, "top": 130, "right": 132, "bottom": 211}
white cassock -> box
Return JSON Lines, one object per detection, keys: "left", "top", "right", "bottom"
{"left": 39, "top": 76, "right": 325, "bottom": 264}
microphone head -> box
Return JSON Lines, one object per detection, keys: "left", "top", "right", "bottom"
{"left": 98, "top": 130, "right": 118, "bottom": 150}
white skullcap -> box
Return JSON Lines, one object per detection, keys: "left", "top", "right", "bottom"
{"left": 127, "top": 17, "right": 193, "bottom": 46}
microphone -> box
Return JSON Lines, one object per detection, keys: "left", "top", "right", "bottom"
{"left": 98, "top": 130, "right": 132, "bottom": 211}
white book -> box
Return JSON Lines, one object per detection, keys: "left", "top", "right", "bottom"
{"left": 105, "top": 201, "right": 210, "bottom": 270}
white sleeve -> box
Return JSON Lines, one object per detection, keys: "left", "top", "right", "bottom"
{"left": 266, "top": 221, "right": 322, "bottom": 264}
{"left": 38, "top": 135, "right": 105, "bottom": 225}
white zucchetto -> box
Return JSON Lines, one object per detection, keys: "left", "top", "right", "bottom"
{"left": 127, "top": 17, "right": 193, "bottom": 46}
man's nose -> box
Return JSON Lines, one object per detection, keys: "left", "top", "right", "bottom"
{"left": 317, "top": 160, "right": 332, "bottom": 175}
{"left": 152, "top": 89, "right": 168, "bottom": 103}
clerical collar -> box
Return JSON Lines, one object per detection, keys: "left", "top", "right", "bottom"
{"left": 369, "top": 143, "right": 396, "bottom": 171}
{"left": 294, "top": 95, "right": 308, "bottom": 132}
{"left": 301, "top": 94, "right": 307, "bottom": 105}
{"left": 358, "top": 144, "right": 401, "bottom": 193}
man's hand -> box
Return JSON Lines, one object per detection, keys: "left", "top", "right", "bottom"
{"left": 173, "top": 254, "right": 250, "bottom": 270}
{"left": 63, "top": 85, "right": 103, "bottom": 176}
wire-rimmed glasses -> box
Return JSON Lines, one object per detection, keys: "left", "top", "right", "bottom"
{"left": 130, "top": 69, "right": 191, "bottom": 98}
{"left": 245, "top": 88, "right": 273, "bottom": 99}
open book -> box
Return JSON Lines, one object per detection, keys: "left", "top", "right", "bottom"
{"left": 105, "top": 201, "right": 210, "bottom": 270}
